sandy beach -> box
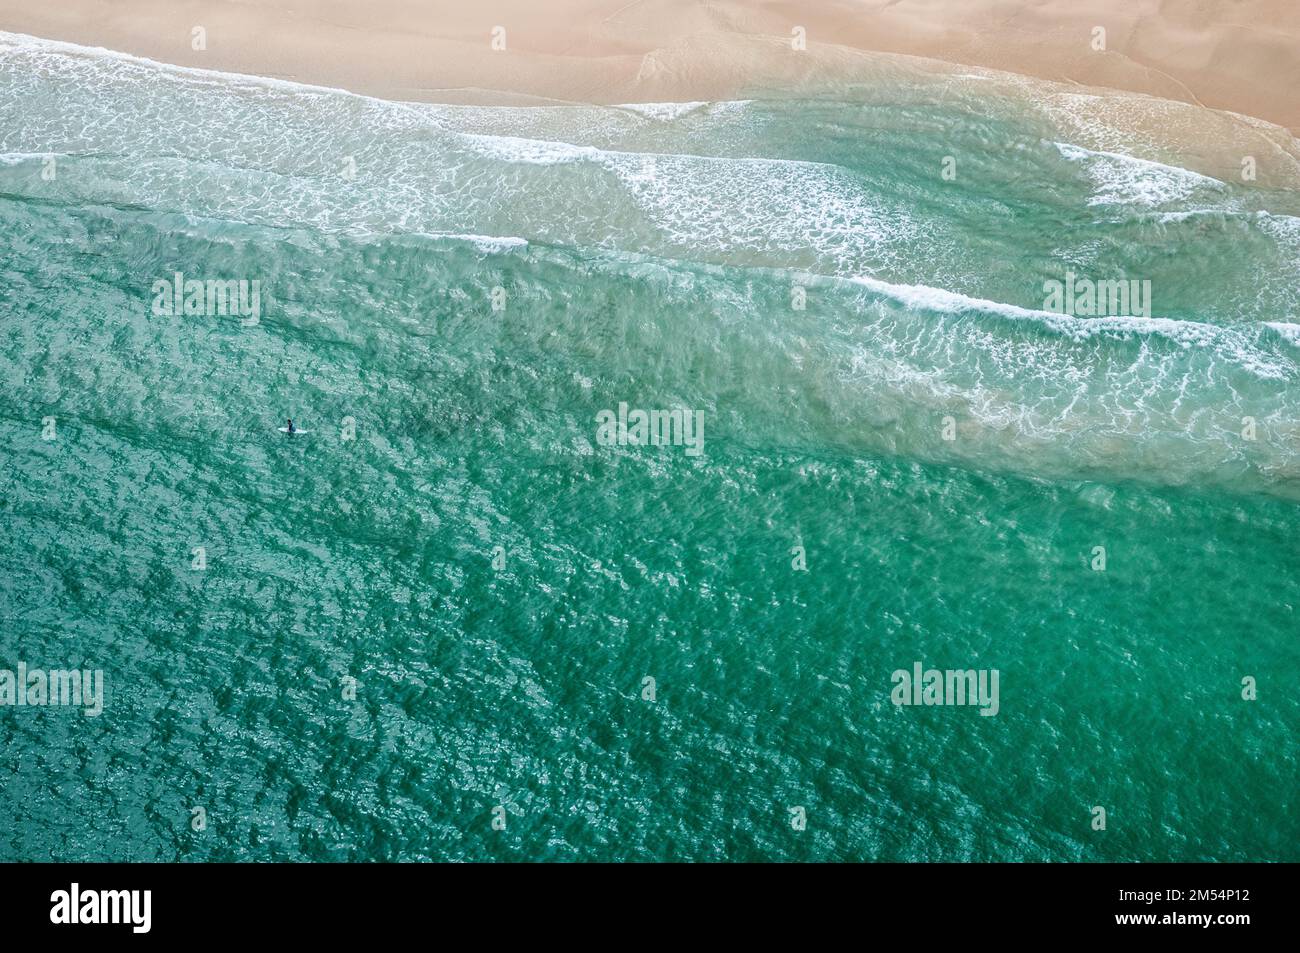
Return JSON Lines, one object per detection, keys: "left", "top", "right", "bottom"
{"left": 0, "top": 0, "right": 1298, "bottom": 134}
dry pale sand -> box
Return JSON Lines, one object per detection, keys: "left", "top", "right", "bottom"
{"left": 0, "top": 0, "right": 1298, "bottom": 134}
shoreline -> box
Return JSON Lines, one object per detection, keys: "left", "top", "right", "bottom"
{"left": 5, "top": 24, "right": 1299, "bottom": 191}
{"left": 0, "top": 1, "right": 1297, "bottom": 134}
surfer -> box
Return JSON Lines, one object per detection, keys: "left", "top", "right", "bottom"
{"left": 286, "top": 418, "right": 295, "bottom": 435}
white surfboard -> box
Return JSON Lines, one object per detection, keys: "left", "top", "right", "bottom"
{"left": 278, "top": 427, "right": 310, "bottom": 434}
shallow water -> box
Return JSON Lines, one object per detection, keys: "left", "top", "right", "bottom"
{"left": 0, "top": 33, "right": 1297, "bottom": 861}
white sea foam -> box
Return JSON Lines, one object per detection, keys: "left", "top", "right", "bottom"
{"left": 615, "top": 101, "right": 709, "bottom": 121}
{"left": 1265, "top": 322, "right": 1300, "bottom": 346}
{"left": 412, "top": 232, "right": 529, "bottom": 252}
{"left": 1256, "top": 211, "right": 1300, "bottom": 245}
{"left": 1054, "top": 141, "right": 1228, "bottom": 208}
{"left": 457, "top": 133, "right": 607, "bottom": 165}
{"left": 449, "top": 129, "right": 921, "bottom": 269}
{"left": 846, "top": 275, "right": 1293, "bottom": 379}
{"left": 0, "top": 151, "right": 51, "bottom": 165}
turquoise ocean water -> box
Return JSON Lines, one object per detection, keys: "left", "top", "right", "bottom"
{"left": 1, "top": 33, "right": 1297, "bottom": 861}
